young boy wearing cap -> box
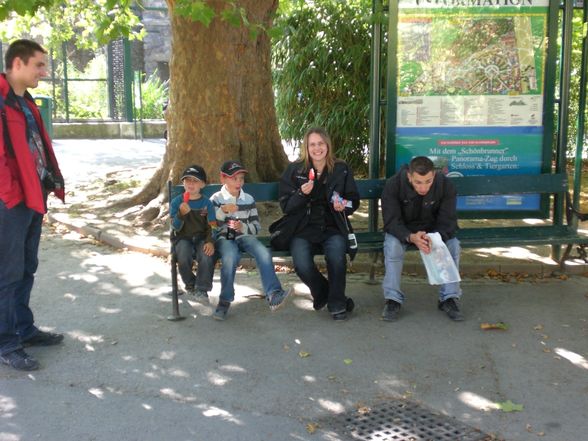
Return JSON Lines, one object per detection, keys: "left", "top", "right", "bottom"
{"left": 170, "top": 165, "right": 217, "bottom": 302}
{"left": 210, "top": 160, "right": 291, "bottom": 320}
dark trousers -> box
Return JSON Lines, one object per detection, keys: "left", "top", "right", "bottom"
{"left": 290, "top": 234, "right": 348, "bottom": 314}
{"left": 0, "top": 202, "right": 42, "bottom": 356}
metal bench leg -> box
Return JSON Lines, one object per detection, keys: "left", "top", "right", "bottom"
{"left": 557, "top": 244, "right": 573, "bottom": 273}
{"left": 168, "top": 252, "right": 185, "bottom": 321}
{"left": 366, "top": 251, "right": 381, "bottom": 285}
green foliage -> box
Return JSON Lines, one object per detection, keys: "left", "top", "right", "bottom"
{"left": 35, "top": 52, "right": 109, "bottom": 120}
{"left": 272, "top": 0, "right": 373, "bottom": 175}
{"left": 564, "top": 10, "right": 588, "bottom": 156}
{"left": 0, "top": 0, "right": 144, "bottom": 51}
{"left": 135, "top": 72, "right": 168, "bottom": 120}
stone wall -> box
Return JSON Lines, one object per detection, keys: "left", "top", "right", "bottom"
{"left": 141, "top": 0, "right": 171, "bottom": 82}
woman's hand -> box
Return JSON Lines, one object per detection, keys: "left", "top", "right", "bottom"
{"left": 333, "top": 200, "right": 346, "bottom": 212}
{"left": 300, "top": 180, "right": 314, "bottom": 195}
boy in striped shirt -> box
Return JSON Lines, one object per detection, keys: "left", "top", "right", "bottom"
{"left": 210, "top": 160, "right": 291, "bottom": 320}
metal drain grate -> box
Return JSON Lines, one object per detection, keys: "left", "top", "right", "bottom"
{"left": 332, "top": 400, "right": 491, "bottom": 441}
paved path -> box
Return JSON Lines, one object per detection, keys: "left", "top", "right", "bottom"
{"left": 1, "top": 227, "right": 587, "bottom": 441}
{"left": 53, "top": 138, "right": 166, "bottom": 186}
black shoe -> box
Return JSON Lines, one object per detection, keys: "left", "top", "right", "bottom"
{"left": 382, "top": 299, "right": 401, "bottom": 321}
{"left": 346, "top": 297, "right": 355, "bottom": 313}
{"left": 22, "top": 330, "right": 64, "bottom": 347}
{"left": 438, "top": 298, "right": 464, "bottom": 321}
{"left": 313, "top": 297, "right": 328, "bottom": 311}
{"left": 331, "top": 298, "right": 354, "bottom": 321}
{"left": 0, "top": 349, "right": 39, "bottom": 371}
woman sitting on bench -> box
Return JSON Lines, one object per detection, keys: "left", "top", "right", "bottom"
{"left": 277, "top": 127, "right": 360, "bottom": 321}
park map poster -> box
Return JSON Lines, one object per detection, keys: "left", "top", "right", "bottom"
{"left": 396, "top": 0, "right": 549, "bottom": 210}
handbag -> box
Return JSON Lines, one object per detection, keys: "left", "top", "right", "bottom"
{"left": 269, "top": 209, "right": 309, "bottom": 251}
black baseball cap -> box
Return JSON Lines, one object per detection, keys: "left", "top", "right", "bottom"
{"left": 181, "top": 165, "right": 207, "bottom": 182}
{"left": 220, "top": 160, "right": 248, "bottom": 177}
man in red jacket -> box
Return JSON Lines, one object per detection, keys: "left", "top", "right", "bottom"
{"left": 0, "top": 39, "right": 65, "bottom": 371}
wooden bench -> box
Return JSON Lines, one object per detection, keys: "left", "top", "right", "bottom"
{"left": 166, "top": 173, "right": 588, "bottom": 319}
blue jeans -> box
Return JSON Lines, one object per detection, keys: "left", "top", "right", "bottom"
{"left": 216, "top": 235, "right": 283, "bottom": 302}
{"left": 382, "top": 233, "right": 462, "bottom": 304}
{"left": 290, "top": 234, "right": 348, "bottom": 314}
{"left": 0, "top": 202, "right": 43, "bottom": 356}
{"left": 174, "top": 237, "right": 215, "bottom": 292}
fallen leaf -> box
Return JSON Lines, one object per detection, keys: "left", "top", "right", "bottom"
{"left": 537, "top": 431, "right": 545, "bottom": 436}
{"left": 497, "top": 400, "right": 524, "bottom": 412}
{"left": 533, "top": 324, "right": 544, "bottom": 331}
{"left": 526, "top": 424, "right": 533, "bottom": 432}
{"left": 481, "top": 322, "right": 508, "bottom": 330}
{"left": 543, "top": 348, "right": 551, "bottom": 353}
{"left": 298, "top": 351, "right": 311, "bottom": 358}
{"left": 343, "top": 359, "right": 353, "bottom": 365}
{"left": 559, "top": 274, "right": 568, "bottom": 280}
{"left": 357, "top": 406, "right": 371, "bottom": 415}
{"left": 306, "top": 422, "right": 319, "bottom": 434}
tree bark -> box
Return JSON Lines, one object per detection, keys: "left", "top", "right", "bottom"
{"left": 168, "top": 0, "right": 285, "bottom": 182}
{"left": 119, "top": 0, "right": 287, "bottom": 210}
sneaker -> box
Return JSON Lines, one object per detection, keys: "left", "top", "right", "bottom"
{"left": 213, "top": 300, "right": 231, "bottom": 321}
{"left": 22, "top": 330, "right": 64, "bottom": 347}
{"left": 381, "top": 299, "right": 401, "bottom": 321}
{"left": 332, "top": 311, "right": 347, "bottom": 321}
{"left": 0, "top": 349, "right": 39, "bottom": 371}
{"left": 268, "top": 287, "right": 293, "bottom": 311}
{"left": 438, "top": 298, "right": 464, "bottom": 321}
{"left": 192, "top": 290, "right": 209, "bottom": 304}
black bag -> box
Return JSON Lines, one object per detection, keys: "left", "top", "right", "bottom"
{"left": 269, "top": 210, "right": 309, "bottom": 251}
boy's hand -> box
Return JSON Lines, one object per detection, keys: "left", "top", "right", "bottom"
{"left": 229, "top": 220, "right": 242, "bottom": 232}
{"left": 410, "top": 231, "right": 431, "bottom": 254}
{"left": 203, "top": 242, "right": 215, "bottom": 256}
{"left": 179, "top": 202, "right": 191, "bottom": 216}
{"left": 222, "top": 203, "right": 238, "bottom": 214}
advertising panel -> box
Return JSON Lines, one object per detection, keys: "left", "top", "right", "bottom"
{"left": 396, "top": 0, "right": 549, "bottom": 210}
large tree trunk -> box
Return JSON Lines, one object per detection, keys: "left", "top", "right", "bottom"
{"left": 123, "top": 0, "right": 286, "bottom": 211}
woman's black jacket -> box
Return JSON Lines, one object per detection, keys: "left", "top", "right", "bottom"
{"left": 278, "top": 160, "right": 360, "bottom": 241}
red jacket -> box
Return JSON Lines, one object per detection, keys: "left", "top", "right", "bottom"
{"left": 0, "top": 74, "right": 64, "bottom": 214}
